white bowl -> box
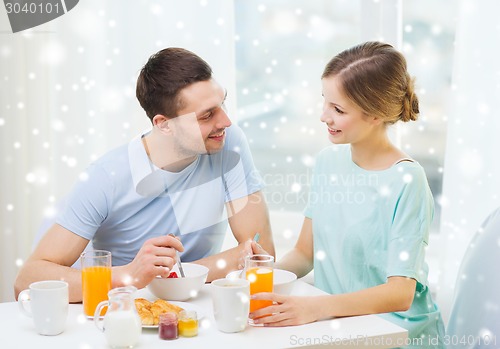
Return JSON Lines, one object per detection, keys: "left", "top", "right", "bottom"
{"left": 226, "top": 268, "right": 297, "bottom": 295}
{"left": 147, "top": 263, "right": 209, "bottom": 301}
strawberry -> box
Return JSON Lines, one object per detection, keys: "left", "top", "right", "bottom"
{"left": 167, "top": 272, "right": 178, "bottom": 279}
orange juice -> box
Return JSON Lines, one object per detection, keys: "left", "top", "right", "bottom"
{"left": 82, "top": 266, "right": 112, "bottom": 317}
{"left": 246, "top": 267, "right": 273, "bottom": 312}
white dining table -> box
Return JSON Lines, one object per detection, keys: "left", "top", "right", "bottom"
{"left": 0, "top": 279, "right": 407, "bottom": 349}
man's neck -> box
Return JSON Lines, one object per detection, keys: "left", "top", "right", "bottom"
{"left": 142, "top": 132, "right": 197, "bottom": 173}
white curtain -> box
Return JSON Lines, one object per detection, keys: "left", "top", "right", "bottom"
{"left": 437, "top": 0, "right": 500, "bottom": 323}
{"left": 0, "top": 0, "right": 236, "bottom": 302}
{"left": 360, "top": 0, "right": 402, "bottom": 49}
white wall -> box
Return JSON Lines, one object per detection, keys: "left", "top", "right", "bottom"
{"left": 0, "top": 0, "right": 236, "bottom": 302}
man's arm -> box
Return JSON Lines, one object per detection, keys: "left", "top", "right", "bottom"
{"left": 14, "top": 224, "right": 88, "bottom": 302}
{"left": 192, "top": 191, "right": 275, "bottom": 282}
{"left": 15, "top": 224, "right": 184, "bottom": 302}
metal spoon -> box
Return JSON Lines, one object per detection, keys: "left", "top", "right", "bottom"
{"left": 168, "top": 233, "right": 185, "bottom": 277}
{"left": 176, "top": 250, "right": 185, "bottom": 278}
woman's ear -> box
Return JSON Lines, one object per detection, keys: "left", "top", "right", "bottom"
{"left": 363, "top": 112, "right": 383, "bottom": 126}
{"left": 366, "top": 113, "right": 384, "bottom": 126}
{"left": 372, "top": 116, "right": 384, "bottom": 126}
{"left": 153, "top": 114, "right": 172, "bottom": 134}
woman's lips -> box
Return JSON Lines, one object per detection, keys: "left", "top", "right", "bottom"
{"left": 327, "top": 127, "right": 341, "bottom": 135}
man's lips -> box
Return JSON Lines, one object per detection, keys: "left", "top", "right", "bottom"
{"left": 208, "top": 130, "right": 225, "bottom": 141}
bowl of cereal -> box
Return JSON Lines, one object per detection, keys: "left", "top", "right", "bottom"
{"left": 147, "top": 263, "right": 209, "bottom": 301}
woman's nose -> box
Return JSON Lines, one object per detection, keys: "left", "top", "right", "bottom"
{"left": 320, "top": 109, "right": 330, "bottom": 124}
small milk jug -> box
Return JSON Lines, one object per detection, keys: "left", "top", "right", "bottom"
{"left": 94, "top": 286, "right": 142, "bottom": 348}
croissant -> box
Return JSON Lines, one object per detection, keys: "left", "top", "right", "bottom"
{"left": 134, "top": 298, "right": 184, "bottom": 326}
{"left": 134, "top": 298, "right": 151, "bottom": 311}
{"left": 138, "top": 307, "right": 155, "bottom": 326}
{"left": 153, "top": 299, "right": 184, "bottom": 314}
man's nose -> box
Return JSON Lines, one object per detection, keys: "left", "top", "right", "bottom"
{"left": 217, "top": 108, "right": 232, "bottom": 128}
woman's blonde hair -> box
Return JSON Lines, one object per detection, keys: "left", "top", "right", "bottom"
{"left": 322, "top": 41, "right": 419, "bottom": 124}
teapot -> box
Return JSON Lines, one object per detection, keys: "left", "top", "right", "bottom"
{"left": 94, "top": 286, "right": 142, "bottom": 348}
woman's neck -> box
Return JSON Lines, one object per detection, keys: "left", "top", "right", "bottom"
{"left": 350, "top": 131, "right": 404, "bottom": 171}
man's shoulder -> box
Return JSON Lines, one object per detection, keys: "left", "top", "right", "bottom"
{"left": 97, "top": 142, "right": 129, "bottom": 163}
{"left": 87, "top": 143, "right": 131, "bottom": 177}
{"left": 196, "top": 124, "right": 252, "bottom": 177}
{"left": 223, "top": 124, "right": 246, "bottom": 149}
{"left": 220, "top": 124, "right": 250, "bottom": 167}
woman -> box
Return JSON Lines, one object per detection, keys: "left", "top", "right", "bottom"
{"left": 244, "top": 41, "right": 445, "bottom": 347}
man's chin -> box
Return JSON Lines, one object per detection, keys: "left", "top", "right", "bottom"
{"left": 206, "top": 148, "right": 224, "bottom": 155}
{"left": 205, "top": 140, "right": 225, "bottom": 154}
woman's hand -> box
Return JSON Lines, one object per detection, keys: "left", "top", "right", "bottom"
{"left": 248, "top": 293, "right": 321, "bottom": 326}
{"left": 237, "top": 240, "right": 269, "bottom": 270}
{"left": 114, "top": 235, "right": 184, "bottom": 289}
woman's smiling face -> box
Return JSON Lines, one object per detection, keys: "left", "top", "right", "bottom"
{"left": 320, "top": 76, "right": 377, "bottom": 145}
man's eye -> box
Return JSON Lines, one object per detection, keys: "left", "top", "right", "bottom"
{"left": 202, "top": 112, "right": 213, "bottom": 120}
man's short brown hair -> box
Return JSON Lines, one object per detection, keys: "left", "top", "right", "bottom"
{"left": 136, "top": 48, "right": 212, "bottom": 121}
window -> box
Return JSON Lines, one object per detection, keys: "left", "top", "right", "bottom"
{"left": 234, "top": 0, "right": 457, "bottom": 233}
{"left": 401, "top": 0, "right": 457, "bottom": 232}
{"left": 235, "top": 0, "right": 360, "bottom": 212}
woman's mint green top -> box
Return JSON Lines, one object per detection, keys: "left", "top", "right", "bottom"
{"left": 304, "top": 145, "right": 445, "bottom": 348}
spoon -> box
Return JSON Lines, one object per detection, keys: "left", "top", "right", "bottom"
{"left": 168, "top": 233, "right": 185, "bottom": 278}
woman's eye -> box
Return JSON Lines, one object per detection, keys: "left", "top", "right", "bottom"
{"left": 333, "top": 106, "right": 344, "bottom": 114}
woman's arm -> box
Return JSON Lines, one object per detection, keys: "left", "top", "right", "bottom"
{"left": 275, "top": 217, "right": 314, "bottom": 278}
{"left": 250, "top": 276, "right": 416, "bottom": 326}
{"left": 317, "top": 276, "right": 416, "bottom": 317}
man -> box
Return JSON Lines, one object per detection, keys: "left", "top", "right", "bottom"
{"left": 14, "top": 48, "right": 275, "bottom": 302}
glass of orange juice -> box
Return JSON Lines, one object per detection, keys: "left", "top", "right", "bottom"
{"left": 245, "top": 254, "right": 274, "bottom": 325}
{"left": 81, "top": 250, "right": 112, "bottom": 318}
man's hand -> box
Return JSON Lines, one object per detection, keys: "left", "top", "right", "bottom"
{"left": 114, "top": 235, "right": 184, "bottom": 289}
{"left": 238, "top": 240, "right": 269, "bottom": 270}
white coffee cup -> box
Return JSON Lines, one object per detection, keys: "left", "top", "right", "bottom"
{"left": 18, "top": 280, "right": 69, "bottom": 335}
{"left": 211, "top": 278, "right": 250, "bottom": 333}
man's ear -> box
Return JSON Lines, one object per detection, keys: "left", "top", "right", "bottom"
{"left": 152, "top": 114, "right": 172, "bottom": 134}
